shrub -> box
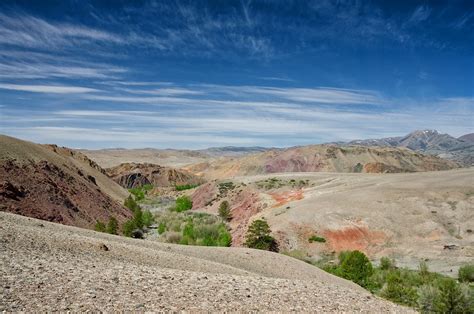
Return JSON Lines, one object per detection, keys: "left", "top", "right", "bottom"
{"left": 94, "top": 221, "right": 106, "bottom": 232}
{"left": 308, "top": 235, "right": 326, "bottom": 243}
{"left": 142, "top": 210, "right": 154, "bottom": 227}
{"left": 106, "top": 217, "right": 118, "bottom": 235}
{"left": 458, "top": 264, "right": 474, "bottom": 283}
{"left": 339, "top": 250, "right": 373, "bottom": 288}
{"left": 380, "top": 270, "right": 418, "bottom": 306}
{"left": 380, "top": 257, "right": 395, "bottom": 271}
{"left": 244, "top": 219, "right": 279, "bottom": 252}
{"left": 172, "top": 196, "right": 193, "bottom": 212}
{"left": 218, "top": 200, "right": 232, "bottom": 221}
{"left": 158, "top": 221, "right": 166, "bottom": 234}
{"left": 417, "top": 284, "right": 439, "bottom": 313}
{"left": 175, "top": 184, "right": 199, "bottom": 191}
{"left": 122, "top": 220, "right": 136, "bottom": 237}
{"left": 435, "top": 278, "right": 471, "bottom": 313}
{"left": 129, "top": 184, "right": 153, "bottom": 201}
{"left": 124, "top": 195, "right": 140, "bottom": 211}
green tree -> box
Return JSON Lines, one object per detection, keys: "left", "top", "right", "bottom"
{"left": 94, "top": 220, "right": 106, "bottom": 232}
{"left": 106, "top": 217, "right": 118, "bottom": 235}
{"left": 218, "top": 200, "right": 232, "bottom": 221}
{"left": 142, "top": 210, "right": 154, "bottom": 227}
{"left": 339, "top": 250, "right": 374, "bottom": 288}
{"left": 380, "top": 257, "right": 395, "bottom": 271}
{"left": 458, "top": 264, "right": 474, "bottom": 283}
{"left": 173, "top": 196, "right": 193, "bottom": 212}
{"left": 244, "top": 219, "right": 279, "bottom": 252}
{"left": 158, "top": 221, "right": 166, "bottom": 234}
{"left": 122, "top": 220, "right": 136, "bottom": 237}
{"left": 435, "top": 278, "right": 471, "bottom": 313}
{"left": 380, "top": 270, "right": 417, "bottom": 306}
{"left": 124, "top": 195, "right": 140, "bottom": 211}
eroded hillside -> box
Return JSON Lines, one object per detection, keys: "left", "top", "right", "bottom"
{"left": 0, "top": 135, "right": 131, "bottom": 229}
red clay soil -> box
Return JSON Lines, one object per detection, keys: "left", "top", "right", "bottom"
{"left": 322, "top": 225, "right": 387, "bottom": 255}
{"left": 270, "top": 190, "right": 304, "bottom": 208}
{"left": 0, "top": 159, "right": 131, "bottom": 230}
{"left": 227, "top": 189, "right": 262, "bottom": 246}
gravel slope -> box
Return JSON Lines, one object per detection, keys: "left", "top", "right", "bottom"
{"left": 0, "top": 212, "right": 412, "bottom": 312}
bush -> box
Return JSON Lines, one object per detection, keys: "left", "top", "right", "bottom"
{"left": 122, "top": 220, "right": 136, "bottom": 237}
{"left": 244, "top": 219, "right": 279, "bottom": 252}
{"left": 339, "top": 250, "right": 373, "bottom": 288}
{"left": 94, "top": 221, "right": 106, "bottom": 232}
{"left": 218, "top": 200, "right": 232, "bottom": 221}
{"left": 380, "top": 270, "right": 418, "bottom": 306}
{"left": 308, "top": 235, "right": 326, "bottom": 243}
{"left": 175, "top": 184, "right": 199, "bottom": 191}
{"left": 129, "top": 184, "right": 153, "bottom": 201}
{"left": 418, "top": 284, "right": 440, "bottom": 313}
{"left": 124, "top": 195, "right": 140, "bottom": 211}
{"left": 380, "top": 257, "right": 395, "bottom": 271}
{"left": 142, "top": 210, "right": 154, "bottom": 227}
{"left": 158, "top": 221, "right": 166, "bottom": 234}
{"left": 459, "top": 264, "right": 474, "bottom": 283}
{"left": 106, "top": 217, "right": 118, "bottom": 235}
{"left": 435, "top": 278, "right": 472, "bottom": 313}
{"left": 172, "top": 196, "right": 193, "bottom": 212}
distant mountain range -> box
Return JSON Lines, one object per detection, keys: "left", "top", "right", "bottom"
{"left": 347, "top": 130, "right": 474, "bottom": 166}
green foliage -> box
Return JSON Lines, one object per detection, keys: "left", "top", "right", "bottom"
{"left": 218, "top": 200, "right": 232, "bottom": 221}
{"left": 418, "top": 284, "right": 440, "bottom": 313}
{"left": 154, "top": 211, "right": 231, "bottom": 247}
{"left": 122, "top": 200, "right": 154, "bottom": 237}
{"left": 175, "top": 184, "right": 199, "bottom": 191}
{"left": 128, "top": 184, "right": 153, "bottom": 201}
{"left": 157, "top": 221, "right": 166, "bottom": 234}
{"left": 142, "top": 210, "right": 154, "bottom": 227}
{"left": 124, "top": 195, "right": 140, "bottom": 211}
{"left": 435, "top": 278, "right": 472, "bottom": 313}
{"left": 380, "top": 270, "right": 418, "bottom": 306}
{"left": 171, "top": 195, "right": 193, "bottom": 212}
{"left": 106, "top": 217, "right": 118, "bottom": 235}
{"left": 459, "top": 264, "right": 474, "bottom": 283}
{"left": 94, "top": 221, "right": 106, "bottom": 232}
{"left": 380, "top": 257, "right": 395, "bottom": 271}
{"left": 308, "top": 235, "right": 326, "bottom": 243}
{"left": 244, "top": 219, "right": 279, "bottom": 252}
{"left": 122, "top": 219, "right": 136, "bottom": 237}
{"left": 339, "top": 250, "right": 373, "bottom": 288}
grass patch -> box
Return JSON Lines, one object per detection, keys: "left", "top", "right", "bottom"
{"left": 154, "top": 211, "right": 231, "bottom": 247}
{"left": 128, "top": 184, "right": 153, "bottom": 201}
{"left": 308, "top": 235, "right": 326, "bottom": 243}
{"left": 175, "top": 184, "right": 199, "bottom": 191}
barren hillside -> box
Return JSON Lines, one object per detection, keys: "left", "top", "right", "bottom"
{"left": 106, "top": 162, "right": 203, "bottom": 188}
{"left": 0, "top": 135, "right": 131, "bottom": 229}
{"left": 0, "top": 212, "right": 411, "bottom": 312}
{"left": 186, "top": 145, "right": 458, "bottom": 180}
{"left": 190, "top": 168, "right": 474, "bottom": 275}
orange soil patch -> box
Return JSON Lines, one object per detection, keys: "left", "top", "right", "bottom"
{"left": 323, "top": 225, "right": 387, "bottom": 256}
{"left": 270, "top": 190, "right": 304, "bottom": 208}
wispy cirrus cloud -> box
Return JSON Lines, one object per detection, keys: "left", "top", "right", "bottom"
{"left": 0, "top": 83, "right": 98, "bottom": 94}
{"left": 0, "top": 13, "right": 123, "bottom": 49}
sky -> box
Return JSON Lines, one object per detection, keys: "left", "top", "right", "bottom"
{"left": 0, "top": 0, "right": 473, "bottom": 149}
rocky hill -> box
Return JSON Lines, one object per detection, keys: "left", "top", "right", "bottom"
{"left": 0, "top": 211, "right": 411, "bottom": 312}
{"left": 0, "top": 135, "right": 131, "bottom": 229}
{"left": 459, "top": 133, "right": 474, "bottom": 143}
{"left": 190, "top": 168, "right": 474, "bottom": 275}
{"left": 349, "top": 130, "right": 474, "bottom": 166}
{"left": 106, "top": 162, "right": 204, "bottom": 189}
{"left": 185, "top": 145, "right": 458, "bottom": 180}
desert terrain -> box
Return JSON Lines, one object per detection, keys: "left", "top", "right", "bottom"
{"left": 0, "top": 212, "right": 411, "bottom": 312}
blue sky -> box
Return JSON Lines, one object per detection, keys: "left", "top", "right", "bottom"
{"left": 0, "top": 0, "right": 473, "bottom": 149}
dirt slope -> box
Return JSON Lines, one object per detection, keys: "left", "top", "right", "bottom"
{"left": 186, "top": 145, "right": 458, "bottom": 180}
{"left": 191, "top": 168, "right": 473, "bottom": 275}
{"left": 0, "top": 135, "right": 130, "bottom": 229}
{"left": 0, "top": 212, "right": 411, "bottom": 312}
{"left": 106, "top": 162, "right": 203, "bottom": 189}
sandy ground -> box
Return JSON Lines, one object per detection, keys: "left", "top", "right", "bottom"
{"left": 0, "top": 212, "right": 412, "bottom": 312}
{"left": 235, "top": 168, "right": 474, "bottom": 275}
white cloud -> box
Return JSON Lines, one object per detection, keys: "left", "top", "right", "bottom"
{"left": 0, "top": 83, "right": 98, "bottom": 94}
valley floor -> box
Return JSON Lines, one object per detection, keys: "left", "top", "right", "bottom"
{"left": 0, "top": 212, "right": 412, "bottom": 312}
